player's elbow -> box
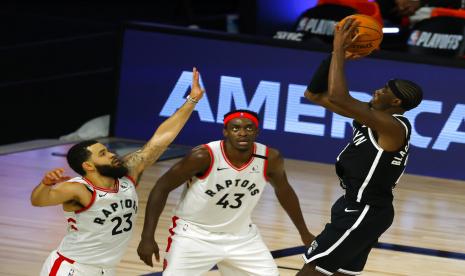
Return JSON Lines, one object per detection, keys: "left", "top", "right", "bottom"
{"left": 30, "top": 191, "right": 48, "bottom": 207}
{"left": 327, "top": 95, "right": 340, "bottom": 105}
{"left": 30, "top": 195, "right": 43, "bottom": 206}
{"left": 304, "top": 90, "right": 323, "bottom": 104}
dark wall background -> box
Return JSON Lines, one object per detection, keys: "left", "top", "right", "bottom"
{"left": 1, "top": 2, "right": 256, "bottom": 145}
{"left": 3, "top": 2, "right": 462, "bottom": 145}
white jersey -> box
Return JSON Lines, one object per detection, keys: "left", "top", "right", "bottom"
{"left": 174, "top": 140, "right": 269, "bottom": 234}
{"left": 57, "top": 176, "right": 138, "bottom": 268}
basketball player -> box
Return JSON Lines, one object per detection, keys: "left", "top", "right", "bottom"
{"left": 297, "top": 18, "right": 423, "bottom": 275}
{"left": 137, "top": 109, "right": 314, "bottom": 275}
{"left": 30, "top": 68, "right": 204, "bottom": 276}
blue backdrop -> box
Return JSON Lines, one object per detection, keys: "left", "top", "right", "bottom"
{"left": 115, "top": 26, "right": 465, "bottom": 181}
{"left": 256, "top": 0, "right": 318, "bottom": 35}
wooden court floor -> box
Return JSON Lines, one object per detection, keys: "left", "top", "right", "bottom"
{"left": 0, "top": 144, "right": 464, "bottom": 276}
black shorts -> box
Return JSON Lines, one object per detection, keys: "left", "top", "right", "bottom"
{"left": 302, "top": 195, "right": 394, "bottom": 275}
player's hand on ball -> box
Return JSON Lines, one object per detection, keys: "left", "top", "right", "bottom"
{"left": 336, "top": 14, "right": 383, "bottom": 58}
{"left": 334, "top": 18, "right": 360, "bottom": 52}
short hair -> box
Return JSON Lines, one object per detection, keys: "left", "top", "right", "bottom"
{"left": 66, "top": 140, "right": 99, "bottom": 175}
{"left": 388, "top": 79, "right": 423, "bottom": 111}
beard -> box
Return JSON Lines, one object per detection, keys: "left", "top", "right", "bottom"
{"left": 95, "top": 163, "right": 128, "bottom": 179}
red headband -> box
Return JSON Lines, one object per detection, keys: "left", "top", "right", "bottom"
{"left": 223, "top": 112, "right": 259, "bottom": 128}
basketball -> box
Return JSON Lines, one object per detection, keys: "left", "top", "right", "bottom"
{"left": 337, "top": 14, "right": 383, "bottom": 57}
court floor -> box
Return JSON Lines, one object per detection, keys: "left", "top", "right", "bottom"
{"left": 0, "top": 141, "right": 464, "bottom": 276}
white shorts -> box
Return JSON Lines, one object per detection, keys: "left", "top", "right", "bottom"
{"left": 40, "top": 250, "right": 115, "bottom": 276}
{"left": 163, "top": 217, "right": 279, "bottom": 276}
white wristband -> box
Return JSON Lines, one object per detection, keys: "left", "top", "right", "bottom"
{"left": 186, "top": 95, "right": 199, "bottom": 104}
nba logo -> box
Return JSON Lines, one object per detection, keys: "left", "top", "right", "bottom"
{"left": 407, "top": 31, "right": 420, "bottom": 46}
{"left": 251, "top": 165, "right": 260, "bottom": 173}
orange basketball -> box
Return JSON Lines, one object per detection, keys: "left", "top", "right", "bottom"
{"left": 337, "top": 14, "right": 383, "bottom": 57}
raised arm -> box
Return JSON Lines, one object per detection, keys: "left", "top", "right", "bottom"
{"left": 30, "top": 168, "right": 89, "bottom": 207}
{"left": 266, "top": 148, "right": 314, "bottom": 246}
{"left": 304, "top": 55, "right": 354, "bottom": 118}
{"left": 123, "top": 68, "right": 205, "bottom": 181}
{"left": 137, "top": 145, "right": 211, "bottom": 267}
{"left": 326, "top": 18, "right": 405, "bottom": 150}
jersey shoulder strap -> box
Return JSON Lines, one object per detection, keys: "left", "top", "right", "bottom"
{"left": 393, "top": 114, "right": 412, "bottom": 139}
{"left": 67, "top": 176, "right": 94, "bottom": 192}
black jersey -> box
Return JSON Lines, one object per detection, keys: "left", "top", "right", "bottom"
{"left": 335, "top": 114, "right": 411, "bottom": 206}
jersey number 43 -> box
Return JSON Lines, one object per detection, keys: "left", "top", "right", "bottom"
{"left": 216, "top": 193, "right": 245, "bottom": 209}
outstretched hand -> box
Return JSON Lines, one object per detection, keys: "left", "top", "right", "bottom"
{"left": 188, "top": 67, "right": 205, "bottom": 103}
{"left": 41, "top": 168, "right": 71, "bottom": 186}
{"left": 333, "top": 18, "right": 360, "bottom": 53}
{"left": 137, "top": 238, "right": 160, "bottom": 267}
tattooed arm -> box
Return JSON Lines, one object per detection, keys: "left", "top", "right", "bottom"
{"left": 123, "top": 67, "right": 205, "bottom": 182}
